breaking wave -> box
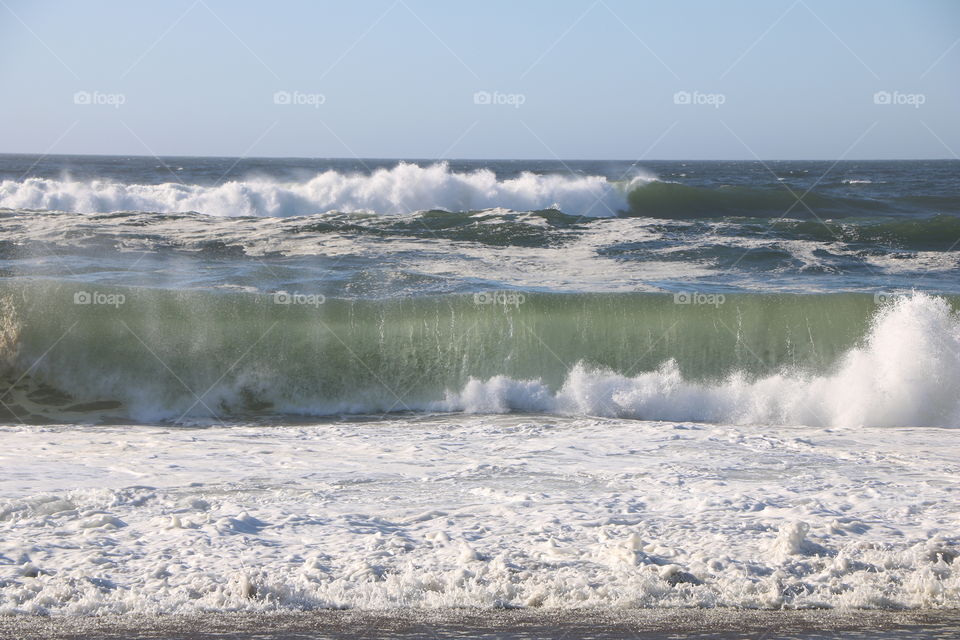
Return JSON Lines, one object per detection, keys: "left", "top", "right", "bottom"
{"left": 0, "top": 162, "right": 638, "bottom": 217}
{"left": 3, "top": 161, "right": 957, "bottom": 220}
{"left": 2, "top": 286, "right": 958, "bottom": 428}
{"left": 441, "top": 294, "right": 960, "bottom": 427}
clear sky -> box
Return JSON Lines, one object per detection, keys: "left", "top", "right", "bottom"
{"left": 1, "top": 0, "right": 958, "bottom": 159}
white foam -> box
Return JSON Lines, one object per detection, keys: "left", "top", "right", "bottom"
{"left": 0, "top": 416, "right": 957, "bottom": 614}
{"left": 439, "top": 294, "right": 960, "bottom": 428}
{"left": 0, "top": 163, "right": 639, "bottom": 217}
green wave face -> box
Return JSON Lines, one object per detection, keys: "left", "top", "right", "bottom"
{"left": 625, "top": 181, "right": 884, "bottom": 218}
{"left": 625, "top": 181, "right": 960, "bottom": 220}
{"left": 2, "top": 282, "right": 939, "bottom": 423}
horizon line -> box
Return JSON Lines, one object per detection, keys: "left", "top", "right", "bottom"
{"left": 0, "top": 152, "right": 957, "bottom": 163}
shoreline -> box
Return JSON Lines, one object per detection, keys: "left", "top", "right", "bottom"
{"left": 3, "top": 609, "right": 960, "bottom": 639}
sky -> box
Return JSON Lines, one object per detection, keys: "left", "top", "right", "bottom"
{"left": 1, "top": 0, "right": 958, "bottom": 160}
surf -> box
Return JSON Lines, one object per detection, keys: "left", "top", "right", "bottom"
{"left": 0, "top": 162, "right": 638, "bottom": 218}
{"left": 4, "top": 160, "right": 957, "bottom": 223}
{"left": 2, "top": 286, "right": 957, "bottom": 427}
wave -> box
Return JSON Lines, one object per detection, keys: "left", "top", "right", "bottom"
{"left": 1, "top": 286, "right": 958, "bottom": 427}
{"left": 0, "top": 162, "right": 638, "bottom": 218}
{"left": 2, "top": 163, "right": 955, "bottom": 220}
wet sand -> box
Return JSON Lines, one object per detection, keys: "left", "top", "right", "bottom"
{"left": 3, "top": 608, "right": 960, "bottom": 639}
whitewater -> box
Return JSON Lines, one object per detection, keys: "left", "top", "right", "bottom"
{"left": 2, "top": 416, "right": 959, "bottom": 614}
{"left": 0, "top": 162, "right": 639, "bottom": 217}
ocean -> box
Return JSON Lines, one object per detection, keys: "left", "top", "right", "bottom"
{"left": 0, "top": 155, "right": 958, "bottom": 616}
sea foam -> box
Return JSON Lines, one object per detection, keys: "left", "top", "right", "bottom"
{"left": 1, "top": 416, "right": 958, "bottom": 614}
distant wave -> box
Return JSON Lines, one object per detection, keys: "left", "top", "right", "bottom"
{"left": 3, "top": 162, "right": 957, "bottom": 219}
{"left": 0, "top": 162, "right": 643, "bottom": 218}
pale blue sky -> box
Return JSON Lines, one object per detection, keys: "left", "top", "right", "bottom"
{"left": 1, "top": 0, "right": 957, "bottom": 159}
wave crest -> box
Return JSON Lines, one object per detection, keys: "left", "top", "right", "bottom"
{"left": 0, "top": 162, "right": 636, "bottom": 217}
